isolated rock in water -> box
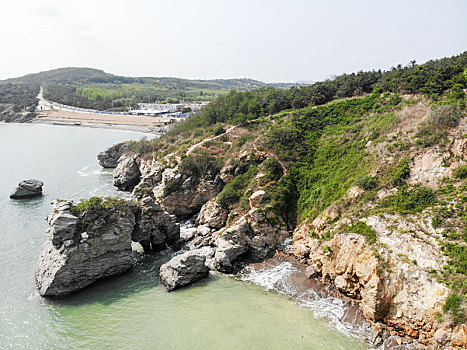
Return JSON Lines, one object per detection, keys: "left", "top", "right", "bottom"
{"left": 97, "top": 142, "right": 131, "bottom": 168}
{"left": 10, "top": 179, "right": 43, "bottom": 199}
{"left": 113, "top": 154, "right": 141, "bottom": 191}
{"left": 35, "top": 199, "right": 136, "bottom": 297}
{"left": 159, "top": 250, "right": 210, "bottom": 291}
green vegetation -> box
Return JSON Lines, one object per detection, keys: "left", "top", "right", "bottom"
{"left": 443, "top": 293, "right": 466, "bottom": 325}
{"left": 179, "top": 154, "right": 223, "bottom": 180}
{"left": 417, "top": 105, "right": 461, "bottom": 146}
{"left": 70, "top": 197, "right": 127, "bottom": 216}
{"left": 344, "top": 221, "right": 377, "bottom": 244}
{"left": 453, "top": 164, "right": 467, "bottom": 179}
{"left": 381, "top": 187, "right": 436, "bottom": 213}
{"left": 389, "top": 158, "right": 411, "bottom": 187}
{"left": 259, "top": 157, "right": 284, "bottom": 185}
{"left": 218, "top": 166, "right": 258, "bottom": 209}
{"left": 355, "top": 175, "right": 378, "bottom": 190}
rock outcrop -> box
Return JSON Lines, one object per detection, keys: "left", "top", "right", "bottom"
{"left": 159, "top": 250, "right": 210, "bottom": 291}
{"left": 113, "top": 154, "right": 141, "bottom": 191}
{"left": 35, "top": 196, "right": 182, "bottom": 297}
{"left": 132, "top": 197, "right": 180, "bottom": 252}
{"left": 10, "top": 179, "right": 43, "bottom": 199}
{"left": 97, "top": 142, "right": 131, "bottom": 168}
{"left": 35, "top": 199, "right": 136, "bottom": 297}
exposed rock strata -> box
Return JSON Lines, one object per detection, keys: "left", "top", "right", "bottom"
{"left": 97, "top": 142, "right": 131, "bottom": 168}
{"left": 36, "top": 197, "right": 180, "bottom": 297}
{"left": 35, "top": 200, "right": 135, "bottom": 297}
{"left": 159, "top": 250, "right": 210, "bottom": 291}
{"left": 10, "top": 179, "right": 43, "bottom": 199}
{"left": 113, "top": 154, "right": 141, "bottom": 191}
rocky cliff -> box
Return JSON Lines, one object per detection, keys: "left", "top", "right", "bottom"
{"left": 101, "top": 91, "right": 467, "bottom": 349}
{"left": 36, "top": 196, "right": 180, "bottom": 297}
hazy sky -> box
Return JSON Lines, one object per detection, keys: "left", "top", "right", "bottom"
{"left": 1, "top": 0, "right": 466, "bottom": 82}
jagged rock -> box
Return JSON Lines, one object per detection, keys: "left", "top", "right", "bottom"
{"left": 159, "top": 250, "right": 210, "bottom": 291}
{"left": 10, "top": 179, "right": 44, "bottom": 199}
{"left": 113, "top": 154, "right": 141, "bottom": 191}
{"left": 247, "top": 209, "right": 290, "bottom": 260}
{"left": 304, "top": 265, "right": 319, "bottom": 279}
{"left": 132, "top": 197, "right": 180, "bottom": 252}
{"left": 160, "top": 174, "right": 224, "bottom": 219}
{"left": 97, "top": 142, "right": 130, "bottom": 168}
{"left": 35, "top": 199, "right": 136, "bottom": 297}
{"left": 196, "top": 199, "right": 228, "bottom": 229}
{"left": 214, "top": 221, "right": 251, "bottom": 273}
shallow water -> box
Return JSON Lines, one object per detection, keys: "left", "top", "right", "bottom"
{"left": 0, "top": 123, "right": 369, "bottom": 349}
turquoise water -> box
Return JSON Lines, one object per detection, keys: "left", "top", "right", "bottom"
{"left": 0, "top": 123, "right": 368, "bottom": 349}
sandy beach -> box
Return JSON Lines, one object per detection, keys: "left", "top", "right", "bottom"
{"left": 34, "top": 110, "right": 172, "bottom": 133}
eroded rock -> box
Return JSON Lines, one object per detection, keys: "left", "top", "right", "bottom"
{"left": 159, "top": 250, "right": 210, "bottom": 291}
{"left": 10, "top": 179, "right": 43, "bottom": 199}
{"left": 35, "top": 199, "right": 136, "bottom": 297}
{"left": 97, "top": 142, "right": 131, "bottom": 168}
{"left": 113, "top": 154, "right": 141, "bottom": 191}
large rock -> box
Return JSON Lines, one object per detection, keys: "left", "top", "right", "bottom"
{"left": 10, "top": 179, "right": 43, "bottom": 199}
{"left": 159, "top": 250, "right": 210, "bottom": 291}
{"left": 98, "top": 142, "right": 131, "bottom": 168}
{"left": 132, "top": 197, "right": 180, "bottom": 252}
{"left": 196, "top": 198, "right": 228, "bottom": 229}
{"left": 214, "top": 221, "right": 251, "bottom": 273}
{"left": 35, "top": 199, "right": 136, "bottom": 297}
{"left": 113, "top": 154, "right": 141, "bottom": 191}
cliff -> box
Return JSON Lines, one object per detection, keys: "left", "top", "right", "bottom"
{"left": 101, "top": 89, "right": 467, "bottom": 348}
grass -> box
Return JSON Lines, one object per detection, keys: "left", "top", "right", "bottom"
{"left": 344, "top": 221, "right": 377, "bottom": 244}
{"left": 380, "top": 186, "right": 436, "bottom": 214}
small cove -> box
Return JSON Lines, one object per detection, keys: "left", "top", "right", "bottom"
{"left": 0, "top": 123, "right": 369, "bottom": 349}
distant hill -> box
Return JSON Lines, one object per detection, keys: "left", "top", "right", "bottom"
{"left": 0, "top": 67, "right": 301, "bottom": 113}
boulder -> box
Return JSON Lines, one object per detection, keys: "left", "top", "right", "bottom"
{"left": 196, "top": 199, "right": 228, "bottom": 229}
{"left": 113, "top": 154, "right": 141, "bottom": 191}
{"left": 35, "top": 199, "right": 136, "bottom": 297}
{"left": 159, "top": 250, "right": 210, "bottom": 291}
{"left": 97, "top": 142, "right": 131, "bottom": 168}
{"left": 10, "top": 179, "right": 43, "bottom": 199}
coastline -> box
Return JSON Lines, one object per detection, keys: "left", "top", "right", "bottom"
{"left": 31, "top": 118, "right": 161, "bottom": 134}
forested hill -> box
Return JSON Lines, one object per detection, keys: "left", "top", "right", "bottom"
{"left": 0, "top": 67, "right": 297, "bottom": 112}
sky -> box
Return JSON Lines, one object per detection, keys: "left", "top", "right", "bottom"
{"left": 0, "top": 0, "right": 466, "bottom": 82}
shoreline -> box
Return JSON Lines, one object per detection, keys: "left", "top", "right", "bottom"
{"left": 31, "top": 118, "right": 162, "bottom": 134}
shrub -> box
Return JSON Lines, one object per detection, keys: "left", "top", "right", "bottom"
{"left": 179, "top": 154, "right": 223, "bottom": 180}
{"left": 217, "top": 166, "right": 258, "bottom": 209}
{"left": 390, "top": 158, "right": 411, "bottom": 186}
{"left": 382, "top": 186, "right": 436, "bottom": 213}
{"left": 453, "top": 164, "right": 467, "bottom": 179}
{"left": 213, "top": 124, "right": 226, "bottom": 136}
{"left": 345, "top": 221, "right": 377, "bottom": 244}
{"left": 355, "top": 175, "right": 378, "bottom": 190}
{"left": 417, "top": 105, "right": 460, "bottom": 146}
{"left": 259, "top": 157, "right": 284, "bottom": 185}
{"left": 443, "top": 293, "right": 466, "bottom": 325}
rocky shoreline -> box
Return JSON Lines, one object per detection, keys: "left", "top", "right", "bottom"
{"left": 35, "top": 124, "right": 467, "bottom": 349}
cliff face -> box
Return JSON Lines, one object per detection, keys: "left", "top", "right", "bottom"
{"left": 101, "top": 92, "right": 467, "bottom": 348}
{"left": 36, "top": 197, "right": 180, "bottom": 297}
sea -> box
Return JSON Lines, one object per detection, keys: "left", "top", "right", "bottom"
{"left": 0, "top": 123, "right": 370, "bottom": 349}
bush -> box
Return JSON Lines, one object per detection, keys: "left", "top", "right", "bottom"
{"left": 453, "top": 164, "right": 467, "bottom": 179}
{"left": 217, "top": 166, "right": 258, "bottom": 209}
{"left": 417, "top": 105, "right": 460, "bottom": 146}
{"left": 345, "top": 221, "right": 377, "bottom": 244}
{"left": 390, "top": 158, "right": 411, "bottom": 187}
{"left": 382, "top": 186, "right": 436, "bottom": 213}
{"left": 443, "top": 293, "right": 466, "bottom": 325}
{"left": 213, "top": 124, "right": 226, "bottom": 136}
{"left": 179, "top": 154, "right": 223, "bottom": 180}
{"left": 259, "top": 157, "right": 284, "bottom": 185}
{"left": 355, "top": 175, "right": 378, "bottom": 190}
